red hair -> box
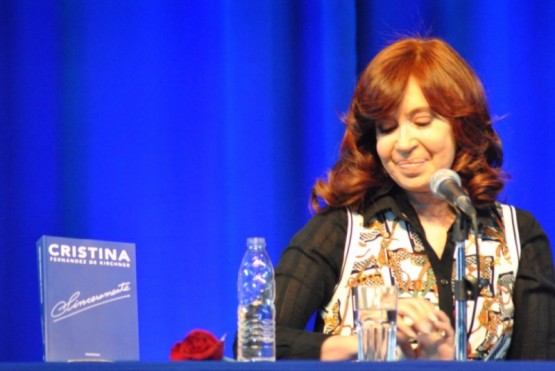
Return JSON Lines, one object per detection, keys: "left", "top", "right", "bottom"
{"left": 312, "top": 37, "right": 505, "bottom": 212}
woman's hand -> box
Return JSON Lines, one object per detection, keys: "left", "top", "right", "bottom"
{"left": 320, "top": 298, "right": 454, "bottom": 361}
{"left": 320, "top": 335, "right": 358, "bottom": 361}
{"left": 397, "top": 297, "right": 454, "bottom": 360}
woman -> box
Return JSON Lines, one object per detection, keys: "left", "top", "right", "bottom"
{"left": 274, "top": 37, "right": 555, "bottom": 360}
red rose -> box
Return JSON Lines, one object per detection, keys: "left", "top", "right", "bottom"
{"left": 170, "top": 329, "right": 224, "bottom": 361}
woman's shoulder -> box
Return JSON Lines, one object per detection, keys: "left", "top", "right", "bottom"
{"left": 500, "top": 203, "right": 550, "bottom": 247}
{"left": 506, "top": 205, "right": 545, "bottom": 233}
{"left": 304, "top": 207, "right": 350, "bottom": 228}
{"left": 288, "top": 207, "right": 350, "bottom": 253}
{"left": 277, "top": 207, "right": 350, "bottom": 277}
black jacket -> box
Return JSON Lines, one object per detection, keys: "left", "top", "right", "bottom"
{"left": 274, "top": 188, "right": 555, "bottom": 359}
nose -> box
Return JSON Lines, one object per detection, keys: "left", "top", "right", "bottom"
{"left": 394, "top": 123, "right": 417, "bottom": 153}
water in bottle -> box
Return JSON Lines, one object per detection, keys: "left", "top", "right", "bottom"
{"left": 237, "top": 237, "right": 276, "bottom": 361}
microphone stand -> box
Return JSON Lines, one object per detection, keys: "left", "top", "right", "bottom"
{"left": 452, "top": 209, "right": 469, "bottom": 361}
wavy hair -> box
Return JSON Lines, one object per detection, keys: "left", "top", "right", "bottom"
{"left": 311, "top": 37, "right": 505, "bottom": 212}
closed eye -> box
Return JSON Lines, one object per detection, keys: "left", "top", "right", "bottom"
{"left": 410, "top": 109, "right": 436, "bottom": 127}
{"left": 376, "top": 119, "right": 397, "bottom": 134}
{"left": 414, "top": 118, "right": 433, "bottom": 127}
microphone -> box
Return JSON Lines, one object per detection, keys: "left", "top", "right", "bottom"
{"left": 430, "top": 169, "right": 476, "bottom": 218}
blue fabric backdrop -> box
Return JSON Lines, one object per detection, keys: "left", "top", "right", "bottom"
{"left": 0, "top": 0, "right": 553, "bottom": 361}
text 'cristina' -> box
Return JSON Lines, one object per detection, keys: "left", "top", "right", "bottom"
{"left": 48, "top": 244, "right": 131, "bottom": 262}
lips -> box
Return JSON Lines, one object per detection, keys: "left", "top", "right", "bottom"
{"left": 396, "top": 159, "right": 427, "bottom": 168}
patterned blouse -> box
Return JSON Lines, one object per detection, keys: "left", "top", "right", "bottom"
{"left": 274, "top": 187, "right": 555, "bottom": 360}
{"left": 320, "top": 204, "right": 520, "bottom": 360}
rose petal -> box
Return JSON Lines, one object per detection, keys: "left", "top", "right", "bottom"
{"left": 170, "top": 329, "right": 224, "bottom": 361}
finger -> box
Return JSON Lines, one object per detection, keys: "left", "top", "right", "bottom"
{"left": 408, "top": 309, "right": 455, "bottom": 360}
{"left": 398, "top": 298, "right": 432, "bottom": 331}
{"left": 412, "top": 311, "right": 435, "bottom": 335}
{"left": 398, "top": 298, "right": 440, "bottom": 325}
{"left": 429, "top": 310, "right": 454, "bottom": 338}
{"left": 418, "top": 317, "right": 453, "bottom": 348}
{"left": 431, "top": 317, "right": 454, "bottom": 340}
{"left": 398, "top": 340, "right": 417, "bottom": 360}
{"left": 397, "top": 314, "right": 418, "bottom": 340}
{"left": 398, "top": 298, "right": 441, "bottom": 340}
{"left": 432, "top": 308, "right": 451, "bottom": 325}
{"left": 398, "top": 297, "right": 434, "bottom": 318}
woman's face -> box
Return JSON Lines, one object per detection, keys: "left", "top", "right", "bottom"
{"left": 375, "top": 76, "right": 456, "bottom": 194}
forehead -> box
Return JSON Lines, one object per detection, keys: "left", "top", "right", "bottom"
{"left": 389, "top": 77, "right": 432, "bottom": 118}
{"left": 400, "top": 77, "right": 429, "bottom": 106}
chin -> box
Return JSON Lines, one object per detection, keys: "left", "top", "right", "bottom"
{"left": 392, "top": 178, "right": 430, "bottom": 193}
{"left": 402, "top": 187, "right": 432, "bottom": 194}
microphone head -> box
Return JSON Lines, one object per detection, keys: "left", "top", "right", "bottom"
{"left": 430, "top": 168, "right": 477, "bottom": 218}
{"left": 430, "top": 168, "right": 461, "bottom": 196}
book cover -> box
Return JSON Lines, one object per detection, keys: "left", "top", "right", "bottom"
{"left": 37, "top": 236, "right": 140, "bottom": 361}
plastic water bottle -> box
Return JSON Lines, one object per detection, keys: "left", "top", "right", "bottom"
{"left": 237, "top": 237, "right": 276, "bottom": 361}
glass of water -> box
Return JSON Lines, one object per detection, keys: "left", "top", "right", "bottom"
{"left": 352, "top": 285, "right": 398, "bottom": 361}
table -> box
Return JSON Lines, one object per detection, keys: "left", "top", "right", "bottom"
{"left": 0, "top": 361, "right": 553, "bottom": 371}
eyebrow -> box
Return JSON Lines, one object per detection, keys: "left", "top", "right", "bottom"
{"left": 406, "top": 107, "right": 434, "bottom": 120}
{"left": 379, "top": 107, "right": 435, "bottom": 123}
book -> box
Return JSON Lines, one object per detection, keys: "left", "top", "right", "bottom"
{"left": 37, "top": 236, "right": 140, "bottom": 361}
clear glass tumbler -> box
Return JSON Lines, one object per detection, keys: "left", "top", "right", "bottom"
{"left": 352, "top": 285, "right": 398, "bottom": 361}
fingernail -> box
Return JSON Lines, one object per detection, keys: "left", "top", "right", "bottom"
{"left": 403, "top": 316, "right": 415, "bottom": 327}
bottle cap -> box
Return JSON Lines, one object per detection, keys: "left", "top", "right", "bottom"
{"left": 247, "top": 237, "right": 266, "bottom": 246}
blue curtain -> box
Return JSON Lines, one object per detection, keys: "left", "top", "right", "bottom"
{"left": 1, "top": 0, "right": 553, "bottom": 361}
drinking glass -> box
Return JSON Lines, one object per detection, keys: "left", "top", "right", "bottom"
{"left": 352, "top": 285, "right": 398, "bottom": 361}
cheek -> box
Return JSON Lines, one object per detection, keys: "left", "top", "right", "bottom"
{"left": 375, "top": 137, "right": 391, "bottom": 162}
{"left": 428, "top": 125, "right": 456, "bottom": 160}
{"left": 443, "top": 136, "right": 456, "bottom": 162}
